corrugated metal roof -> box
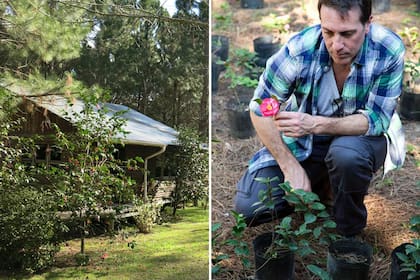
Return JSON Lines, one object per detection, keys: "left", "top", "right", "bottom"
{"left": 30, "top": 94, "right": 179, "bottom": 147}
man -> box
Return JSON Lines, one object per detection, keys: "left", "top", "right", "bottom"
{"left": 234, "top": 0, "right": 405, "bottom": 237}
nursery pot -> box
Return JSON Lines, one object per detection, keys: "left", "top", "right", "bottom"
{"left": 253, "top": 232, "right": 295, "bottom": 280}
{"left": 327, "top": 239, "right": 373, "bottom": 280}
{"left": 240, "top": 0, "right": 263, "bottom": 9}
{"left": 226, "top": 86, "right": 255, "bottom": 139}
{"left": 399, "top": 90, "right": 420, "bottom": 121}
{"left": 390, "top": 243, "right": 413, "bottom": 280}
{"left": 253, "top": 35, "right": 281, "bottom": 59}
{"left": 212, "top": 60, "right": 223, "bottom": 93}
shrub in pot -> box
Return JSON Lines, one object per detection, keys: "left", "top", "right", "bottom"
{"left": 223, "top": 48, "right": 262, "bottom": 139}
{"left": 252, "top": 179, "right": 339, "bottom": 280}
{"left": 253, "top": 35, "right": 281, "bottom": 67}
{"left": 390, "top": 201, "right": 420, "bottom": 280}
{"left": 399, "top": 59, "right": 420, "bottom": 121}
{"left": 212, "top": 35, "right": 230, "bottom": 93}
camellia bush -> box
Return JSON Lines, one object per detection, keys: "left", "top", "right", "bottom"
{"left": 48, "top": 101, "right": 139, "bottom": 261}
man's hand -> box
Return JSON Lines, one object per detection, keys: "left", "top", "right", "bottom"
{"left": 273, "top": 111, "right": 316, "bottom": 138}
{"left": 283, "top": 161, "right": 312, "bottom": 193}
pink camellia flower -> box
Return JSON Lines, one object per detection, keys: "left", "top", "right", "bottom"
{"left": 260, "top": 97, "right": 280, "bottom": 117}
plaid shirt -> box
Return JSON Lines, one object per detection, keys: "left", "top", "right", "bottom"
{"left": 248, "top": 23, "right": 405, "bottom": 174}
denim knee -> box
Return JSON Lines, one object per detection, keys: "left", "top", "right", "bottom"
{"left": 234, "top": 166, "right": 293, "bottom": 226}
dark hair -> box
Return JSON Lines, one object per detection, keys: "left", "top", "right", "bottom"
{"left": 318, "top": 0, "right": 371, "bottom": 24}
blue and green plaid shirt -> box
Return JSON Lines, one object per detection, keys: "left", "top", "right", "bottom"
{"left": 248, "top": 23, "right": 405, "bottom": 174}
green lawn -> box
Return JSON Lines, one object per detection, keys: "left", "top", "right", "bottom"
{"left": 7, "top": 207, "right": 209, "bottom": 280}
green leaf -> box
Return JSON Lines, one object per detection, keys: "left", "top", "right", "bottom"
{"left": 234, "top": 245, "right": 249, "bottom": 256}
{"left": 310, "top": 202, "right": 326, "bottom": 211}
{"left": 317, "top": 210, "right": 330, "bottom": 218}
{"left": 408, "top": 272, "right": 420, "bottom": 280}
{"left": 304, "top": 213, "right": 317, "bottom": 224}
{"left": 302, "top": 191, "right": 320, "bottom": 203}
{"left": 409, "top": 215, "right": 420, "bottom": 228}
{"left": 212, "top": 223, "right": 222, "bottom": 232}
{"left": 284, "top": 194, "right": 301, "bottom": 205}
{"left": 397, "top": 252, "right": 410, "bottom": 262}
{"left": 307, "top": 265, "right": 332, "bottom": 280}
{"left": 254, "top": 98, "right": 262, "bottom": 104}
{"left": 280, "top": 216, "right": 292, "bottom": 229}
{"left": 323, "top": 220, "right": 337, "bottom": 229}
{"left": 313, "top": 226, "right": 322, "bottom": 239}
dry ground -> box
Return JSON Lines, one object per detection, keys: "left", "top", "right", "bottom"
{"left": 211, "top": 0, "right": 420, "bottom": 279}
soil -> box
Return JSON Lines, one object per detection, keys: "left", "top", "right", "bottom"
{"left": 211, "top": 0, "right": 420, "bottom": 279}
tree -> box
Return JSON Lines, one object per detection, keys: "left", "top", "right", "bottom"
{"left": 165, "top": 127, "right": 208, "bottom": 215}
{"left": 47, "top": 100, "right": 139, "bottom": 261}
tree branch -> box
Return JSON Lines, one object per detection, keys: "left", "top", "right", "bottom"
{"left": 57, "top": 1, "right": 208, "bottom": 29}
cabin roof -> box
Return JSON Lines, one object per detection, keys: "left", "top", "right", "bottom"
{"left": 3, "top": 84, "right": 178, "bottom": 147}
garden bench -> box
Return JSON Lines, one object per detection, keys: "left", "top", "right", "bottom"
{"left": 152, "top": 180, "right": 176, "bottom": 210}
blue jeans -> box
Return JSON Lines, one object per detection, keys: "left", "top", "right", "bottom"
{"left": 234, "top": 135, "right": 387, "bottom": 236}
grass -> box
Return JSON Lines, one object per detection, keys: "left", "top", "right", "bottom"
{"left": 5, "top": 206, "right": 209, "bottom": 280}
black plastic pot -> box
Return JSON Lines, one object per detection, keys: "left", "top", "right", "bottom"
{"left": 390, "top": 243, "right": 413, "bottom": 280}
{"left": 253, "top": 232, "right": 295, "bottom": 280}
{"left": 212, "top": 35, "right": 229, "bottom": 62}
{"left": 212, "top": 61, "right": 222, "bottom": 93}
{"left": 240, "top": 0, "right": 263, "bottom": 9}
{"left": 253, "top": 35, "right": 281, "bottom": 59}
{"left": 399, "top": 90, "right": 420, "bottom": 121}
{"left": 226, "top": 87, "right": 255, "bottom": 139}
{"left": 372, "top": 0, "right": 390, "bottom": 13}
{"left": 327, "top": 239, "right": 373, "bottom": 280}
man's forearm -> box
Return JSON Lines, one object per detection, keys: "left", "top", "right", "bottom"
{"left": 311, "top": 113, "right": 369, "bottom": 135}
{"left": 250, "top": 111, "right": 301, "bottom": 174}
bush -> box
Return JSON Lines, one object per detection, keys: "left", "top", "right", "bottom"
{"left": 0, "top": 187, "right": 63, "bottom": 273}
{"left": 133, "top": 202, "right": 161, "bottom": 233}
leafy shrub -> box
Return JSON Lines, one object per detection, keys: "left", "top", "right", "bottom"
{"left": 0, "top": 187, "right": 63, "bottom": 273}
{"left": 133, "top": 202, "right": 161, "bottom": 233}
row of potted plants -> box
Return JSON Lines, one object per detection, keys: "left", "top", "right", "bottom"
{"left": 212, "top": 34, "right": 281, "bottom": 139}
{"left": 213, "top": 178, "right": 419, "bottom": 279}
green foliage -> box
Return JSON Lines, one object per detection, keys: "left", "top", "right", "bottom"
{"left": 211, "top": 211, "right": 250, "bottom": 276}
{"left": 223, "top": 48, "right": 262, "bottom": 89}
{"left": 44, "top": 101, "right": 138, "bottom": 255}
{"left": 133, "top": 202, "right": 161, "bottom": 233}
{"left": 213, "top": 2, "right": 233, "bottom": 31}
{"left": 0, "top": 187, "right": 63, "bottom": 273}
{"left": 165, "top": 127, "right": 208, "bottom": 211}
{"left": 261, "top": 13, "right": 290, "bottom": 33}
{"left": 0, "top": 94, "right": 63, "bottom": 273}
{"left": 398, "top": 26, "right": 420, "bottom": 56}
{"left": 397, "top": 201, "right": 420, "bottom": 279}
{"left": 254, "top": 178, "right": 338, "bottom": 279}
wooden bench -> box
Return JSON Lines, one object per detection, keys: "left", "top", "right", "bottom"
{"left": 152, "top": 180, "right": 176, "bottom": 209}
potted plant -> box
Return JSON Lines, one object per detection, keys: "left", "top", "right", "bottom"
{"left": 390, "top": 200, "right": 420, "bottom": 280}
{"left": 253, "top": 35, "right": 281, "bottom": 67}
{"left": 223, "top": 48, "right": 262, "bottom": 139}
{"left": 212, "top": 35, "right": 230, "bottom": 93}
{"left": 252, "top": 178, "right": 338, "bottom": 280}
{"left": 399, "top": 58, "right": 420, "bottom": 121}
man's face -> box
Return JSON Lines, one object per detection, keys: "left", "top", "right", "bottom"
{"left": 320, "top": 5, "right": 371, "bottom": 66}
